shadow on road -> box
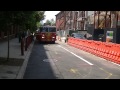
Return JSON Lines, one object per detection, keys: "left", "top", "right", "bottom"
{"left": 23, "top": 40, "right": 59, "bottom": 79}
{"left": 37, "top": 41, "right": 59, "bottom": 45}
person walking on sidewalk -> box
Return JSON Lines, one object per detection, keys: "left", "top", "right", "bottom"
{"left": 18, "top": 31, "right": 22, "bottom": 43}
{"left": 22, "top": 31, "right": 26, "bottom": 42}
{"left": 65, "top": 34, "right": 69, "bottom": 43}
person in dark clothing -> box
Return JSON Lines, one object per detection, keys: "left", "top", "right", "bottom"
{"left": 21, "top": 31, "right": 26, "bottom": 43}
{"left": 21, "top": 31, "right": 25, "bottom": 38}
{"left": 65, "top": 34, "right": 70, "bottom": 43}
{"left": 84, "top": 34, "right": 87, "bottom": 38}
{"left": 18, "top": 31, "right": 22, "bottom": 43}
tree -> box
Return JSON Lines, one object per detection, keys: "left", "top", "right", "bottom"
{"left": 50, "top": 18, "right": 55, "bottom": 26}
{"left": 44, "top": 18, "right": 55, "bottom": 26}
{"left": 45, "top": 19, "right": 51, "bottom": 25}
{"left": 0, "top": 11, "right": 45, "bottom": 61}
{"left": 37, "top": 22, "right": 43, "bottom": 29}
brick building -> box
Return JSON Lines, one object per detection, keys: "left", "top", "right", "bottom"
{"left": 56, "top": 11, "right": 120, "bottom": 44}
{"left": 56, "top": 11, "right": 88, "bottom": 31}
{"left": 55, "top": 11, "right": 65, "bottom": 31}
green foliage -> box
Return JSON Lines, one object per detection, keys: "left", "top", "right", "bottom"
{"left": 50, "top": 18, "right": 55, "bottom": 26}
{"left": 45, "top": 18, "right": 55, "bottom": 26}
{"left": 46, "top": 19, "right": 51, "bottom": 25}
{"left": 36, "top": 22, "right": 42, "bottom": 28}
{"left": 0, "top": 11, "right": 45, "bottom": 32}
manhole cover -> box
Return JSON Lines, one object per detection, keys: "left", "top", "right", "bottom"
{"left": 43, "top": 59, "right": 57, "bottom": 62}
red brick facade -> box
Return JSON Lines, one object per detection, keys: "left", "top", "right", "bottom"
{"left": 56, "top": 11, "right": 65, "bottom": 31}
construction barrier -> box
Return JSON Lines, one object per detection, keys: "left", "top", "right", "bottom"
{"left": 67, "top": 37, "right": 120, "bottom": 64}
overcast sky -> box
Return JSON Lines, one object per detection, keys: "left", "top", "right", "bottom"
{"left": 43, "top": 11, "right": 60, "bottom": 23}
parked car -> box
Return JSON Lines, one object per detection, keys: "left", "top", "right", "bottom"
{"left": 71, "top": 33, "right": 86, "bottom": 39}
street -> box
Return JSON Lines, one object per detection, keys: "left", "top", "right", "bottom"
{"left": 23, "top": 40, "right": 120, "bottom": 79}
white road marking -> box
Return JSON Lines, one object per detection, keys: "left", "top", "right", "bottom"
{"left": 99, "top": 68, "right": 113, "bottom": 79}
{"left": 58, "top": 45, "right": 93, "bottom": 65}
{"left": 110, "top": 62, "right": 120, "bottom": 67}
{"left": 102, "top": 58, "right": 120, "bottom": 67}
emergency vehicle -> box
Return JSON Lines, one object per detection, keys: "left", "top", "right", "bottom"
{"left": 35, "top": 26, "right": 56, "bottom": 43}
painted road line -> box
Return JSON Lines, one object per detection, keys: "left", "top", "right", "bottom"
{"left": 58, "top": 45, "right": 93, "bottom": 65}
{"left": 99, "top": 67, "right": 112, "bottom": 79}
{"left": 102, "top": 58, "right": 120, "bottom": 67}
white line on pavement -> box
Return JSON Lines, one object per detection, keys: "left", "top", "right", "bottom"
{"left": 102, "top": 58, "right": 120, "bottom": 67}
{"left": 58, "top": 45, "right": 94, "bottom": 65}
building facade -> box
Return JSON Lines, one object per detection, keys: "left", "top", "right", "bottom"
{"left": 56, "top": 11, "right": 89, "bottom": 31}
{"left": 56, "top": 11, "right": 120, "bottom": 44}
{"left": 55, "top": 11, "right": 65, "bottom": 31}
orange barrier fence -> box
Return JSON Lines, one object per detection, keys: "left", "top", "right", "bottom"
{"left": 67, "top": 37, "right": 120, "bottom": 64}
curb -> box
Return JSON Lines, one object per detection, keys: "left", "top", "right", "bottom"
{"left": 56, "top": 40, "right": 67, "bottom": 45}
{"left": 16, "top": 41, "right": 34, "bottom": 79}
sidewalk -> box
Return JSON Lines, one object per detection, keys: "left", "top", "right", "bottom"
{"left": 0, "top": 38, "right": 34, "bottom": 79}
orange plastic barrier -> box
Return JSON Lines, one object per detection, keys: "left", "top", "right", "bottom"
{"left": 67, "top": 37, "right": 120, "bottom": 65}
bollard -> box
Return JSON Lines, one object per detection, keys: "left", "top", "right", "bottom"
{"left": 21, "top": 38, "right": 24, "bottom": 55}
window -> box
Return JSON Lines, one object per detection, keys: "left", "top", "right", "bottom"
{"left": 49, "top": 27, "right": 56, "bottom": 32}
{"left": 40, "top": 27, "right": 48, "bottom": 32}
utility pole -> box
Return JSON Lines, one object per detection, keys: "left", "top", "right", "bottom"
{"left": 70, "top": 11, "right": 72, "bottom": 29}
{"left": 104, "top": 11, "right": 107, "bottom": 28}
{"left": 109, "top": 11, "right": 112, "bottom": 28}
{"left": 116, "top": 11, "right": 118, "bottom": 28}
{"left": 98, "top": 11, "right": 100, "bottom": 29}
{"left": 64, "top": 11, "right": 66, "bottom": 30}
{"left": 94, "top": 11, "right": 96, "bottom": 29}
{"left": 74, "top": 11, "right": 77, "bottom": 31}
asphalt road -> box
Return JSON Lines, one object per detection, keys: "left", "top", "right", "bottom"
{"left": 23, "top": 40, "right": 120, "bottom": 79}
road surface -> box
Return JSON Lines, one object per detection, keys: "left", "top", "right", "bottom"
{"left": 23, "top": 40, "right": 120, "bottom": 79}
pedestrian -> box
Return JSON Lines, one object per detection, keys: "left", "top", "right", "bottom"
{"left": 66, "top": 34, "right": 69, "bottom": 43}
{"left": 31, "top": 32, "right": 34, "bottom": 41}
{"left": 18, "top": 31, "right": 22, "bottom": 43}
{"left": 21, "top": 31, "right": 26, "bottom": 43}
{"left": 84, "top": 34, "right": 87, "bottom": 38}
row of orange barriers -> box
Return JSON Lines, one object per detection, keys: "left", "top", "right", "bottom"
{"left": 67, "top": 37, "right": 120, "bottom": 64}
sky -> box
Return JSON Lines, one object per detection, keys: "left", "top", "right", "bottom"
{"left": 42, "top": 11, "right": 60, "bottom": 23}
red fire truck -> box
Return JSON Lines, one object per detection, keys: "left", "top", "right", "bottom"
{"left": 35, "top": 26, "right": 56, "bottom": 43}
